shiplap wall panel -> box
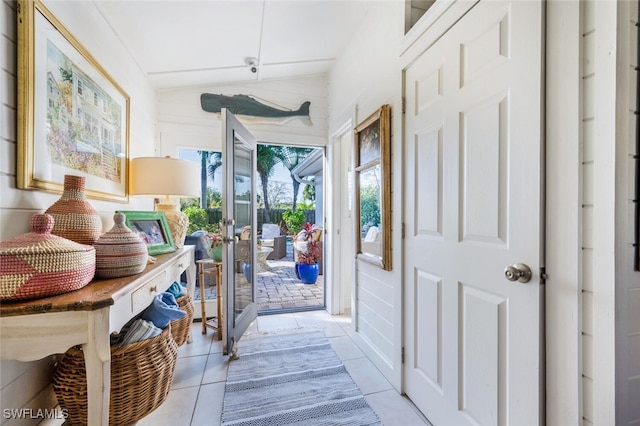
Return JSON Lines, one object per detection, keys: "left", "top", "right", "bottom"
{"left": 581, "top": 1, "right": 596, "bottom": 422}
{"left": 0, "top": 38, "right": 16, "bottom": 105}
{"left": 0, "top": 3, "right": 57, "bottom": 424}
{"left": 0, "top": 0, "right": 158, "bottom": 421}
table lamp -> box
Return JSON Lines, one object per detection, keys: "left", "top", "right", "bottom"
{"left": 129, "top": 156, "right": 200, "bottom": 248}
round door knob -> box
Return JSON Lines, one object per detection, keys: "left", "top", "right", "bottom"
{"left": 504, "top": 263, "right": 532, "bottom": 283}
{"left": 222, "top": 236, "right": 238, "bottom": 244}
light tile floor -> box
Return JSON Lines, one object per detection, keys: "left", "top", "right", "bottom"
{"left": 138, "top": 310, "right": 432, "bottom": 426}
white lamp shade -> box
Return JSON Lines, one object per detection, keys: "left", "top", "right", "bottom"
{"left": 129, "top": 157, "right": 200, "bottom": 198}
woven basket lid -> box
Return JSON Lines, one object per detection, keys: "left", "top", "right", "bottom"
{"left": 94, "top": 212, "right": 148, "bottom": 278}
{"left": 0, "top": 214, "right": 95, "bottom": 255}
{"left": 0, "top": 214, "right": 95, "bottom": 301}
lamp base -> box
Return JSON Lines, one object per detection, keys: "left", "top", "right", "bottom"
{"left": 156, "top": 203, "right": 188, "bottom": 248}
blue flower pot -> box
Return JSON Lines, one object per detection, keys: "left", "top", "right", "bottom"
{"left": 294, "top": 263, "right": 301, "bottom": 280}
{"left": 242, "top": 262, "right": 252, "bottom": 283}
{"left": 296, "top": 262, "right": 319, "bottom": 284}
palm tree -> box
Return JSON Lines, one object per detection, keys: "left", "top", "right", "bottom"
{"left": 256, "top": 145, "right": 279, "bottom": 221}
{"left": 198, "top": 151, "right": 222, "bottom": 208}
{"left": 274, "top": 146, "right": 313, "bottom": 210}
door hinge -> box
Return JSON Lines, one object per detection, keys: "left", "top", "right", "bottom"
{"left": 401, "top": 347, "right": 405, "bottom": 364}
{"left": 402, "top": 97, "right": 406, "bottom": 114}
{"left": 401, "top": 223, "right": 406, "bottom": 240}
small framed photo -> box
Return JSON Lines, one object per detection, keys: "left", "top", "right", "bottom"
{"left": 118, "top": 211, "right": 176, "bottom": 256}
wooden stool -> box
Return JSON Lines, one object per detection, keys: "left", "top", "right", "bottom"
{"left": 197, "top": 259, "right": 223, "bottom": 340}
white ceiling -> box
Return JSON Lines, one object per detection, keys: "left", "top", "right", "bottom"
{"left": 94, "top": 0, "right": 376, "bottom": 90}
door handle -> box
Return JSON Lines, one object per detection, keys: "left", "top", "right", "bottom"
{"left": 222, "top": 236, "right": 237, "bottom": 245}
{"left": 504, "top": 263, "right": 532, "bottom": 283}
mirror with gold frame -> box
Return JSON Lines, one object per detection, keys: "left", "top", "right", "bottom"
{"left": 354, "top": 104, "right": 391, "bottom": 270}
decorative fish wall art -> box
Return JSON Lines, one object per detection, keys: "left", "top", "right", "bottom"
{"left": 200, "top": 93, "right": 312, "bottom": 126}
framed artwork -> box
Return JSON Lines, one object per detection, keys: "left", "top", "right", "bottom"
{"left": 118, "top": 211, "right": 176, "bottom": 256}
{"left": 354, "top": 104, "right": 391, "bottom": 270}
{"left": 16, "top": 0, "right": 130, "bottom": 202}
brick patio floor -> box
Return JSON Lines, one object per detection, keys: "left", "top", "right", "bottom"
{"left": 255, "top": 246, "right": 324, "bottom": 312}
{"left": 194, "top": 245, "right": 324, "bottom": 313}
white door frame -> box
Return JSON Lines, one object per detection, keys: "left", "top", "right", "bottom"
{"left": 327, "top": 120, "right": 355, "bottom": 315}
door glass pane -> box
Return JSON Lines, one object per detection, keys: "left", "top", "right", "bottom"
{"left": 359, "top": 163, "right": 382, "bottom": 257}
{"left": 233, "top": 135, "right": 253, "bottom": 319}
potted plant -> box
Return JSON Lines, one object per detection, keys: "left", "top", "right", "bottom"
{"left": 203, "top": 232, "right": 223, "bottom": 262}
{"left": 293, "top": 222, "right": 321, "bottom": 284}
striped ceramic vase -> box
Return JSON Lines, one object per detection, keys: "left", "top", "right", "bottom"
{"left": 45, "top": 175, "right": 103, "bottom": 245}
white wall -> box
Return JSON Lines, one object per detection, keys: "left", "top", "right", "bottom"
{"left": 0, "top": 1, "right": 157, "bottom": 422}
{"left": 328, "top": 1, "right": 404, "bottom": 390}
{"left": 545, "top": 1, "right": 582, "bottom": 424}
{"left": 156, "top": 75, "right": 329, "bottom": 158}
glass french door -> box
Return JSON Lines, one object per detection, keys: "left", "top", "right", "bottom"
{"left": 221, "top": 109, "right": 257, "bottom": 356}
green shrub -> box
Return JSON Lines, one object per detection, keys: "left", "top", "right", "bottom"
{"left": 282, "top": 209, "right": 306, "bottom": 235}
{"left": 183, "top": 206, "right": 219, "bottom": 235}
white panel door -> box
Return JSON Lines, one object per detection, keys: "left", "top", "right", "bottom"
{"left": 404, "top": 1, "right": 544, "bottom": 425}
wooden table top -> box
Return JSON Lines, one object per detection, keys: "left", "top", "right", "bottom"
{"left": 1, "top": 248, "right": 192, "bottom": 317}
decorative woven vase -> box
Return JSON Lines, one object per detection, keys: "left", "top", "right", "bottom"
{"left": 0, "top": 214, "right": 96, "bottom": 301}
{"left": 45, "top": 175, "right": 102, "bottom": 245}
{"left": 94, "top": 212, "right": 148, "bottom": 278}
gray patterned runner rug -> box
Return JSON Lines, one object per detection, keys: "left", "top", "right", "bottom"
{"left": 221, "top": 330, "right": 382, "bottom": 425}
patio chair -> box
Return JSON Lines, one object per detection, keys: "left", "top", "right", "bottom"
{"left": 183, "top": 231, "right": 210, "bottom": 287}
{"left": 261, "top": 223, "right": 286, "bottom": 260}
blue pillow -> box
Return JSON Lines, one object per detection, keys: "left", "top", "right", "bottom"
{"left": 167, "top": 281, "right": 187, "bottom": 299}
{"left": 141, "top": 292, "right": 186, "bottom": 329}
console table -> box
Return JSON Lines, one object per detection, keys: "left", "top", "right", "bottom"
{"left": 0, "top": 246, "right": 195, "bottom": 425}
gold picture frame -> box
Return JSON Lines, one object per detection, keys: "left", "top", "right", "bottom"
{"left": 17, "top": 0, "right": 130, "bottom": 202}
{"left": 354, "top": 104, "right": 391, "bottom": 270}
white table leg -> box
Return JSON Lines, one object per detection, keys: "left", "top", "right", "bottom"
{"left": 186, "top": 258, "right": 197, "bottom": 343}
{"left": 83, "top": 309, "right": 111, "bottom": 425}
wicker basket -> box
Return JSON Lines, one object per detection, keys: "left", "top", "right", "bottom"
{"left": 53, "top": 326, "right": 178, "bottom": 426}
{"left": 171, "top": 294, "right": 194, "bottom": 346}
{"left": 0, "top": 214, "right": 95, "bottom": 301}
